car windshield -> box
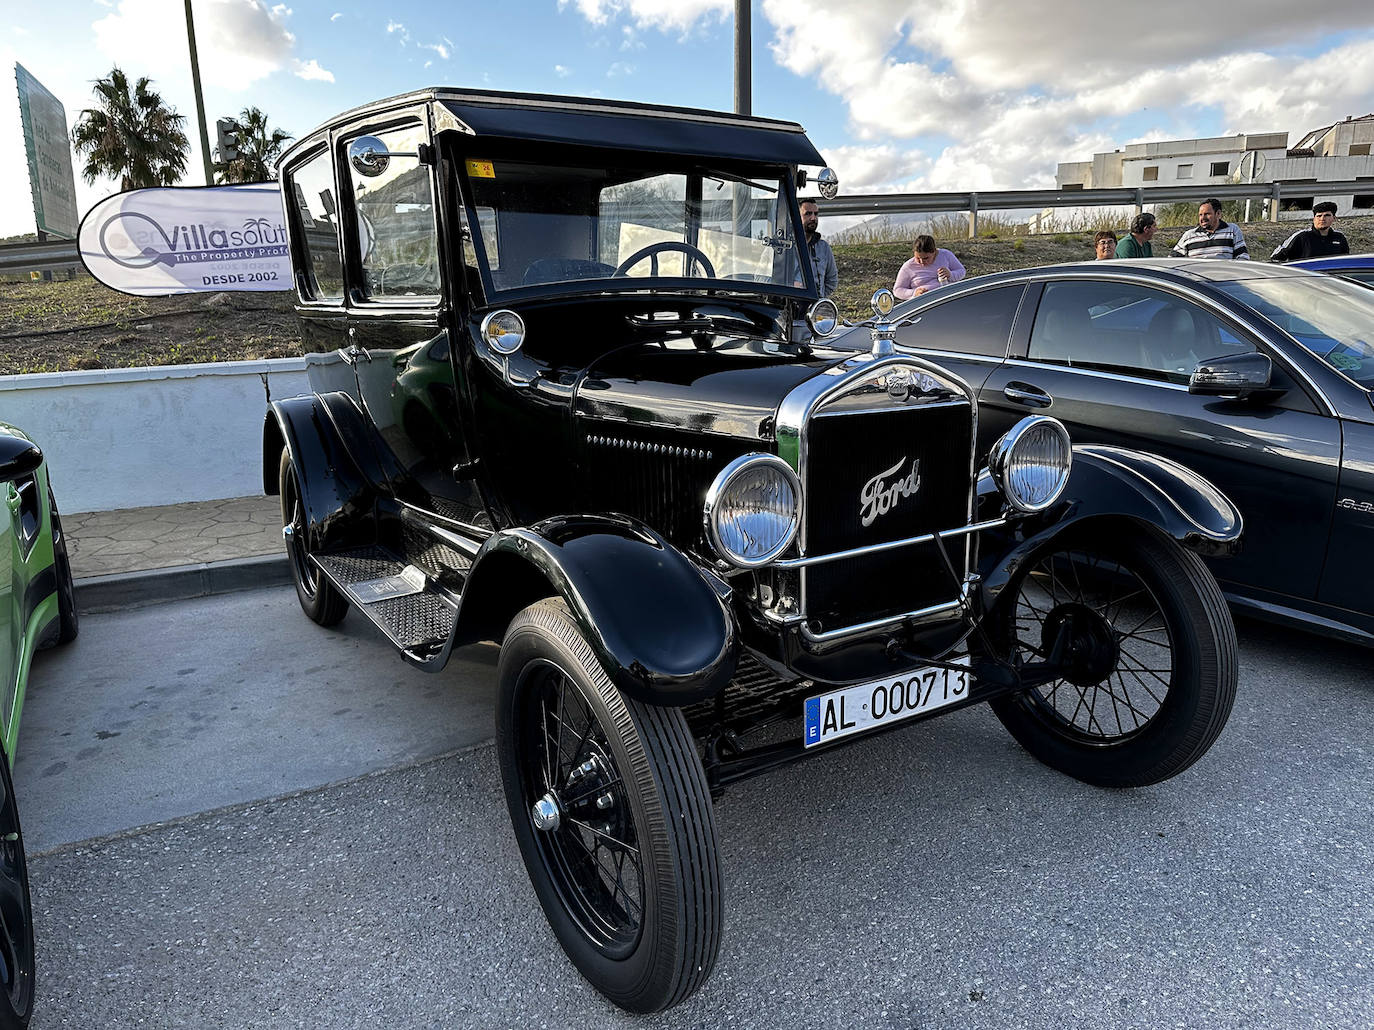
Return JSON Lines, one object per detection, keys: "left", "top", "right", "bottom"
{"left": 1215, "top": 275, "right": 1374, "bottom": 389}
{"left": 459, "top": 156, "right": 807, "bottom": 298}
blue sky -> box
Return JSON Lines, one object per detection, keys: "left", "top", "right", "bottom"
{"left": 4, "top": 0, "right": 1374, "bottom": 238}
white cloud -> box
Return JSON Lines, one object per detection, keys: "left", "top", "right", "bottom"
{"left": 418, "top": 40, "right": 450, "bottom": 60}
{"left": 386, "top": 19, "right": 408, "bottom": 44}
{"left": 558, "top": 0, "right": 730, "bottom": 34}
{"left": 92, "top": 0, "right": 296, "bottom": 88}
{"left": 330, "top": 11, "right": 341, "bottom": 21}
{"left": 554, "top": 64, "right": 572, "bottom": 78}
{"left": 292, "top": 58, "right": 333, "bottom": 82}
{"left": 607, "top": 61, "right": 635, "bottom": 77}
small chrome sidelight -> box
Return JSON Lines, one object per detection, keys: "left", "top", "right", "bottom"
{"left": 806, "top": 297, "right": 840, "bottom": 338}
{"left": 988, "top": 415, "right": 1073, "bottom": 513}
{"left": 480, "top": 309, "right": 526, "bottom": 355}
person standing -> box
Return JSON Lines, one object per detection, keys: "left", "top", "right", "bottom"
{"left": 1171, "top": 199, "right": 1250, "bottom": 259}
{"left": 893, "top": 235, "right": 966, "bottom": 299}
{"left": 798, "top": 199, "right": 839, "bottom": 295}
{"left": 1093, "top": 231, "right": 1117, "bottom": 259}
{"left": 1269, "top": 202, "right": 1350, "bottom": 262}
{"left": 1115, "top": 212, "right": 1157, "bottom": 258}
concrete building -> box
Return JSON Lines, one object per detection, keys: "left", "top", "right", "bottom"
{"left": 1056, "top": 117, "right": 1374, "bottom": 220}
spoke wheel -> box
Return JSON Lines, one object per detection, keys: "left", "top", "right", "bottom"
{"left": 496, "top": 598, "right": 720, "bottom": 1013}
{"left": 0, "top": 748, "right": 34, "bottom": 1030}
{"left": 988, "top": 526, "right": 1237, "bottom": 787}
{"left": 278, "top": 449, "right": 348, "bottom": 627}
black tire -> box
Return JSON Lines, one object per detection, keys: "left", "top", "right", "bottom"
{"left": 49, "top": 490, "right": 78, "bottom": 646}
{"left": 987, "top": 525, "right": 1236, "bottom": 788}
{"left": 278, "top": 449, "right": 348, "bottom": 627}
{"left": 495, "top": 598, "right": 721, "bottom": 1013}
{"left": 0, "top": 747, "right": 34, "bottom": 1030}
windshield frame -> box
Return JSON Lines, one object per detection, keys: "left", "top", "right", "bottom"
{"left": 447, "top": 139, "right": 816, "bottom": 306}
{"left": 1214, "top": 273, "right": 1374, "bottom": 393}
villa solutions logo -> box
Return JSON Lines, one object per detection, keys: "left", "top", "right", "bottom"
{"left": 78, "top": 184, "right": 294, "bottom": 296}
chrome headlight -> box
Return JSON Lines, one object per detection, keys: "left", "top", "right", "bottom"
{"left": 704, "top": 454, "right": 802, "bottom": 568}
{"left": 480, "top": 309, "right": 525, "bottom": 354}
{"left": 988, "top": 416, "right": 1072, "bottom": 513}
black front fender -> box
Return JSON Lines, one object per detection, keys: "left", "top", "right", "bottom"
{"left": 454, "top": 514, "right": 738, "bottom": 706}
{"left": 978, "top": 444, "right": 1243, "bottom": 606}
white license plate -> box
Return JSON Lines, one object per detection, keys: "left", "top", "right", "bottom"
{"left": 802, "top": 657, "right": 971, "bottom": 748}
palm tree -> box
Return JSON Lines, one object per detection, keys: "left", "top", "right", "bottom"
{"left": 215, "top": 107, "right": 292, "bottom": 184}
{"left": 71, "top": 67, "right": 190, "bottom": 190}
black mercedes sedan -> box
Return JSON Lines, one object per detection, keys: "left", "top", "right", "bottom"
{"left": 840, "top": 258, "right": 1374, "bottom": 644}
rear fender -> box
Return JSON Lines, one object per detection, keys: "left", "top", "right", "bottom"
{"left": 977, "top": 444, "right": 1242, "bottom": 607}
{"left": 454, "top": 514, "right": 738, "bottom": 705}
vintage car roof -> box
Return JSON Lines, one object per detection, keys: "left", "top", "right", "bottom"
{"left": 281, "top": 87, "right": 826, "bottom": 168}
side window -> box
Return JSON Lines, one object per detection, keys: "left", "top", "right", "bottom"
{"left": 1028, "top": 281, "right": 1254, "bottom": 384}
{"left": 895, "top": 285, "right": 1022, "bottom": 358}
{"left": 286, "top": 148, "right": 343, "bottom": 302}
{"left": 347, "top": 123, "right": 440, "bottom": 301}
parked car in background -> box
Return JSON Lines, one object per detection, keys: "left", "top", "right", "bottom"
{"left": 1290, "top": 252, "right": 1374, "bottom": 287}
{"left": 265, "top": 89, "right": 1241, "bottom": 1012}
{"left": 848, "top": 258, "right": 1374, "bottom": 645}
{"left": 0, "top": 421, "right": 80, "bottom": 1030}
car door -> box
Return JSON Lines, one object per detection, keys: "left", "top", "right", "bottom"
{"left": 891, "top": 283, "right": 1027, "bottom": 400}
{"left": 978, "top": 277, "right": 1341, "bottom": 600}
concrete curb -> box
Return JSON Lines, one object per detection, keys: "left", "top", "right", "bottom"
{"left": 75, "top": 554, "right": 292, "bottom": 613}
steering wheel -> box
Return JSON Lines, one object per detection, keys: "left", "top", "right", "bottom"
{"left": 613, "top": 241, "right": 716, "bottom": 279}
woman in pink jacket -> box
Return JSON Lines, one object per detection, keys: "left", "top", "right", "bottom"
{"left": 893, "top": 235, "right": 966, "bottom": 300}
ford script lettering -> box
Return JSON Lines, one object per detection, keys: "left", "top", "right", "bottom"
{"left": 859, "top": 456, "right": 921, "bottom": 527}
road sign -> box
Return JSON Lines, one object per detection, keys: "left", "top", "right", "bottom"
{"left": 14, "top": 63, "right": 79, "bottom": 239}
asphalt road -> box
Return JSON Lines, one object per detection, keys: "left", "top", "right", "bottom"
{"left": 16, "top": 587, "right": 1374, "bottom": 1029}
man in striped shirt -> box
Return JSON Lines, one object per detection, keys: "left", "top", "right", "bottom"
{"left": 1171, "top": 198, "right": 1250, "bottom": 260}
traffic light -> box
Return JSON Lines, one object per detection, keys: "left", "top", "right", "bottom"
{"left": 215, "top": 117, "right": 241, "bottom": 163}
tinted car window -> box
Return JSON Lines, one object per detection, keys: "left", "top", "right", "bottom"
{"left": 287, "top": 148, "right": 344, "bottom": 302}
{"left": 1337, "top": 270, "right": 1374, "bottom": 288}
{"left": 895, "top": 285, "right": 1022, "bottom": 358}
{"left": 1028, "top": 281, "right": 1254, "bottom": 384}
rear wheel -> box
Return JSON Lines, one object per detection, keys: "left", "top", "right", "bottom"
{"left": 0, "top": 746, "right": 34, "bottom": 1030}
{"left": 278, "top": 449, "right": 348, "bottom": 627}
{"left": 496, "top": 598, "right": 721, "bottom": 1012}
{"left": 49, "top": 491, "right": 78, "bottom": 646}
{"left": 988, "top": 525, "right": 1236, "bottom": 788}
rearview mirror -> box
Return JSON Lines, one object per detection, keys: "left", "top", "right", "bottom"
{"left": 0, "top": 436, "right": 42, "bottom": 483}
{"left": 1189, "top": 352, "right": 1272, "bottom": 398}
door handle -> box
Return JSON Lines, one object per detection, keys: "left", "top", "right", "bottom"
{"left": 1003, "top": 382, "right": 1053, "bottom": 408}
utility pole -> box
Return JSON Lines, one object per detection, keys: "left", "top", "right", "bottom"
{"left": 734, "top": 0, "right": 750, "bottom": 116}
{"left": 184, "top": 0, "right": 215, "bottom": 185}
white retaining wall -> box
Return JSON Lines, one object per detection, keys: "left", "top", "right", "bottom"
{"left": 0, "top": 358, "right": 311, "bottom": 513}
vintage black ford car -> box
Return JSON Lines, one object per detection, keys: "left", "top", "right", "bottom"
{"left": 266, "top": 88, "right": 1242, "bottom": 1012}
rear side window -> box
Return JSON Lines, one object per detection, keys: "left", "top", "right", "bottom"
{"left": 895, "top": 285, "right": 1022, "bottom": 358}
{"left": 287, "top": 148, "right": 344, "bottom": 302}
{"left": 1028, "top": 281, "right": 1254, "bottom": 384}
{"left": 346, "top": 122, "right": 441, "bottom": 302}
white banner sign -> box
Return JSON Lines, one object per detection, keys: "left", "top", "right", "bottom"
{"left": 78, "top": 184, "right": 293, "bottom": 295}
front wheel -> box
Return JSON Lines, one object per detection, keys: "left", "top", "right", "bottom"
{"left": 278, "top": 449, "right": 348, "bottom": 627}
{"left": 495, "top": 598, "right": 721, "bottom": 1013}
{"left": 0, "top": 746, "right": 34, "bottom": 1030}
{"left": 987, "top": 525, "right": 1236, "bottom": 788}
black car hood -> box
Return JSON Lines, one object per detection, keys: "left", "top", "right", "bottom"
{"left": 575, "top": 338, "right": 840, "bottom": 440}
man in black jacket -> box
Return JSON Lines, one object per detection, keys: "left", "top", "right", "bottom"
{"left": 1270, "top": 202, "right": 1350, "bottom": 262}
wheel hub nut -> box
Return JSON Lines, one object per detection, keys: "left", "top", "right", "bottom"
{"left": 595, "top": 792, "right": 614, "bottom": 811}
{"left": 532, "top": 793, "right": 560, "bottom": 832}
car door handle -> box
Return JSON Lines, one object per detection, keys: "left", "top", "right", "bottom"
{"left": 1003, "top": 382, "right": 1053, "bottom": 408}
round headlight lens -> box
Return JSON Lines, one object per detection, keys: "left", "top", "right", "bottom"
{"left": 704, "top": 454, "right": 802, "bottom": 567}
{"left": 989, "top": 416, "right": 1072, "bottom": 513}
{"left": 480, "top": 309, "right": 526, "bottom": 354}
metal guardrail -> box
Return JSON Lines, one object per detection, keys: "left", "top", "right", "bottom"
{"left": 0, "top": 239, "right": 82, "bottom": 275}
{"left": 819, "top": 178, "right": 1374, "bottom": 236}
{"left": 2, "top": 177, "right": 1371, "bottom": 270}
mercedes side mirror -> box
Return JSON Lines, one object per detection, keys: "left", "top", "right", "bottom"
{"left": 1189, "top": 352, "right": 1273, "bottom": 398}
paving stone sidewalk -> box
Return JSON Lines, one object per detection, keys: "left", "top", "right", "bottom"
{"left": 65, "top": 496, "right": 285, "bottom": 579}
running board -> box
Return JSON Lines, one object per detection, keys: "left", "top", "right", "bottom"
{"left": 313, "top": 548, "right": 457, "bottom": 670}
